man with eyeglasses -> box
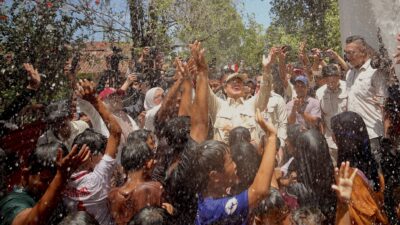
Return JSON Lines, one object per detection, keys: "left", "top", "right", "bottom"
{"left": 344, "top": 35, "right": 388, "bottom": 166}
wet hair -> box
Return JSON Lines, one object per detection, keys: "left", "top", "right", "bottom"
{"left": 29, "top": 142, "right": 69, "bottom": 175}
{"left": 322, "top": 64, "right": 340, "bottom": 77}
{"left": 286, "top": 124, "right": 303, "bottom": 146}
{"left": 162, "top": 116, "right": 190, "bottom": 153}
{"left": 292, "top": 207, "right": 326, "bottom": 225}
{"left": 58, "top": 211, "right": 99, "bottom": 225}
{"left": 331, "top": 111, "right": 381, "bottom": 191}
{"left": 121, "top": 141, "right": 153, "bottom": 172}
{"left": 129, "top": 206, "right": 172, "bottom": 225}
{"left": 228, "top": 126, "right": 251, "bottom": 147}
{"left": 196, "top": 140, "right": 229, "bottom": 192}
{"left": 127, "top": 129, "right": 152, "bottom": 144}
{"left": 231, "top": 142, "right": 260, "bottom": 192}
{"left": 255, "top": 188, "right": 288, "bottom": 216}
{"left": 72, "top": 129, "right": 107, "bottom": 155}
{"left": 293, "top": 129, "right": 336, "bottom": 223}
{"left": 394, "top": 186, "right": 400, "bottom": 206}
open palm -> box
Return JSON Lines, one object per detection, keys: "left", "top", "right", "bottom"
{"left": 332, "top": 161, "right": 357, "bottom": 203}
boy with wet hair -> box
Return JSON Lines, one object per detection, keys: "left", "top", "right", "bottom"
{"left": 63, "top": 79, "right": 122, "bottom": 225}
{"left": 195, "top": 109, "right": 277, "bottom": 225}
{"left": 108, "top": 141, "right": 164, "bottom": 225}
{"left": 0, "top": 142, "right": 89, "bottom": 225}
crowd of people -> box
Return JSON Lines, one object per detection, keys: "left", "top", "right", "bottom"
{"left": 1, "top": 33, "right": 400, "bottom": 225}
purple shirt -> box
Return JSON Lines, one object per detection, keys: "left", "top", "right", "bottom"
{"left": 286, "top": 97, "right": 321, "bottom": 128}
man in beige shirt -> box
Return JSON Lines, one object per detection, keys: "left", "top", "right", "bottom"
{"left": 316, "top": 64, "right": 348, "bottom": 166}
{"left": 208, "top": 51, "right": 274, "bottom": 144}
{"left": 344, "top": 35, "right": 388, "bottom": 165}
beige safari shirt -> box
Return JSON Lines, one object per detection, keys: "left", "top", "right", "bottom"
{"left": 261, "top": 92, "right": 287, "bottom": 147}
{"left": 316, "top": 80, "right": 348, "bottom": 149}
{"left": 208, "top": 72, "right": 272, "bottom": 144}
{"left": 346, "top": 59, "right": 388, "bottom": 139}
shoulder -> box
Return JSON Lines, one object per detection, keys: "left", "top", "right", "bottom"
{"left": 0, "top": 190, "right": 35, "bottom": 225}
{"left": 316, "top": 85, "right": 327, "bottom": 99}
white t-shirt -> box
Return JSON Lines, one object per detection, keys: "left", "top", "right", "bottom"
{"left": 63, "top": 154, "right": 116, "bottom": 225}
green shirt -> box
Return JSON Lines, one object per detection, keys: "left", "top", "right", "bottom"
{"left": 0, "top": 188, "right": 35, "bottom": 225}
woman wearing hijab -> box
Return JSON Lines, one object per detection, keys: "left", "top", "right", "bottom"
{"left": 331, "top": 111, "right": 388, "bottom": 225}
{"left": 143, "top": 87, "right": 164, "bottom": 131}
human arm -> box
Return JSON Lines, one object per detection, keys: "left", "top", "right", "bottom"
{"left": 255, "top": 49, "right": 276, "bottom": 112}
{"left": 78, "top": 79, "right": 122, "bottom": 158}
{"left": 12, "top": 145, "right": 90, "bottom": 225}
{"left": 248, "top": 109, "right": 277, "bottom": 209}
{"left": 278, "top": 48, "right": 289, "bottom": 88}
{"left": 276, "top": 96, "right": 288, "bottom": 145}
{"left": 189, "top": 41, "right": 209, "bottom": 143}
{"left": 0, "top": 63, "right": 41, "bottom": 121}
{"left": 120, "top": 74, "right": 138, "bottom": 92}
{"left": 326, "top": 49, "right": 349, "bottom": 72}
{"left": 333, "top": 162, "right": 357, "bottom": 225}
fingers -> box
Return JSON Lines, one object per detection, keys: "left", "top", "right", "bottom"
{"left": 56, "top": 148, "right": 63, "bottom": 163}
{"left": 334, "top": 167, "right": 339, "bottom": 183}
{"left": 339, "top": 161, "right": 345, "bottom": 179}
{"left": 349, "top": 168, "right": 358, "bottom": 182}
{"left": 331, "top": 184, "right": 339, "bottom": 192}
{"left": 68, "top": 144, "right": 79, "bottom": 158}
{"left": 344, "top": 161, "right": 350, "bottom": 178}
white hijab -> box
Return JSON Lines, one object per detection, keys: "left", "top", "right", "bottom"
{"left": 144, "top": 87, "right": 164, "bottom": 110}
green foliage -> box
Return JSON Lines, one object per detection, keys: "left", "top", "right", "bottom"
{"left": 267, "top": 0, "right": 341, "bottom": 54}
{"left": 0, "top": 1, "right": 89, "bottom": 113}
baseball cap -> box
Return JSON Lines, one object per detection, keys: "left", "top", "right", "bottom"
{"left": 294, "top": 75, "right": 308, "bottom": 86}
{"left": 225, "top": 73, "right": 246, "bottom": 83}
{"left": 99, "top": 88, "right": 125, "bottom": 100}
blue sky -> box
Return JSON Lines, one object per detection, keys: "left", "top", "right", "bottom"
{"left": 242, "top": 0, "right": 272, "bottom": 29}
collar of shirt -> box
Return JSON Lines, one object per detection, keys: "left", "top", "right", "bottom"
{"left": 355, "top": 59, "right": 371, "bottom": 72}
{"left": 227, "top": 97, "right": 244, "bottom": 105}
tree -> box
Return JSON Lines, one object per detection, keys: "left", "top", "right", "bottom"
{"left": 267, "top": 0, "right": 341, "bottom": 53}
{"left": 0, "top": 0, "right": 92, "bottom": 121}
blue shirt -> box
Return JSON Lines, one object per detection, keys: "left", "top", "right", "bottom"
{"left": 195, "top": 190, "right": 249, "bottom": 225}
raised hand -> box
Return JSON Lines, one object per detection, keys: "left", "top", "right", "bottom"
{"left": 326, "top": 49, "right": 339, "bottom": 60}
{"left": 23, "top": 63, "right": 41, "bottom": 91}
{"left": 77, "top": 79, "right": 97, "bottom": 103}
{"left": 262, "top": 47, "right": 279, "bottom": 69}
{"left": 175, "top": 57, "right": 190, "bottom": 80}
{"left": 255, "top": 108, "right": 277, "bottom": 137}
{"left": 332, "top": 161, "right": 358, "bottom": 204}
{"left": 189, "top": 40, "right": 208, "bottom": 72}
{"left": 57, "top": 144, "right": 90, "bottom": 178}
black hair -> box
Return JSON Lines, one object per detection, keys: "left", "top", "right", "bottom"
{"left": 72, "top": 128, "right": 107, "bottom": 155}
{"left": 228, "top": 126, "right": 251, "bottom": 147}
{"left": 345, "top": 35, "right": 376, "bottom": 59}
{"left": 162, "top": 116, "right": 190, "bottom": 153}
{"left": 286, "top": 124, "right": 304, "bottom": 146}
{"left": 394, "top": 186, "right": 400, "bottom": 206}
{"left": 293, "top": 129, "right": 336, "bottom": 223}
{"left": 129, "top": 206, "right": 172, "bottom": 225}
{"left": 121, "top": 141, "right": 153, "bottom": 172}
{"left": 127, "top": 129, "right": 152, "bottom": 144}
{"left": 230, "top": 142, "right": 260, "bottom": 192}
{"left": 255, "top": 188, "right": 288, "bottom": 216}
{"left": 292, "top": 207, "right": 326, "bottom": 225}
{"left": 58, "top": 211, "right": 99, "bottom": 225}
{"left": 29, "top": 142, "right": 68, "bottom": 174}
{"left": 196, "top": 140, "right": 229, "bottom": 192}
{"left": 331, "top": 111, "right": 381, "bottom": 191}
{"left": 322, "top": 64, "right": 340, "bottom": 78}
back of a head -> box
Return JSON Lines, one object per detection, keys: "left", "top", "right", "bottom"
{"left": 129, "top": 207, "right": 171, "bottom": 225}
{"left": 45, "top": 99, "right": 72, "bottom": 124}
{"left": 127, "top": 129, "right": 151, "bottom": 144}
{"left": 230, "top": 142, "right": 260, "bottom": 189}
{"left": 293, "top": 129, "right": 336, "bottom": 222}
{"left": 73, "top": 129, "right": 107, "bottom": 155}
{"left": 196, "top": 140, "right": 229, "bottom": 192}
{"left": 29, "top": 142, "right": 68, "bottom": 175}
{"left": 58, "top": 211, "right": 99, "bottom": 225}
{"left": 162, "top": 116, "right": 190, "bottom": 150}
{"left": 292, "top": 207, "right": 326, "bottom": 225}
{"left": 255, "top": 188, "right": 287, "bottom": 217}
{"left": 121, "top": 141, "right": 152, "bottom": 172}
{"left": 228, "top": 126, "right": 251, "bottom": 147}
{"left": 286, "top": 124, "right": 304, "bottom": 146}
{"left": 331, "top": 111, "right": 380, "bottom": 191}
